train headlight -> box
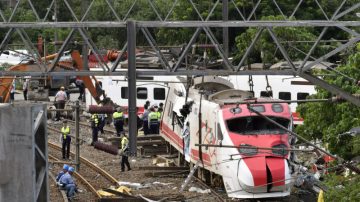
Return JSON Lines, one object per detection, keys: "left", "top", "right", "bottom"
{"left": 272, "top": 144, "right": 288, "bottom": 156}
{"left": 238, "top": 144, "right": 258, "bottom": 156}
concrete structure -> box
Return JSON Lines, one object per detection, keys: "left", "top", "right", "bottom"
{"left": 0, "top": 103, "right": 48, "bottom": 202}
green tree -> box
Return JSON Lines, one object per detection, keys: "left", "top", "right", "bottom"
{"left": 323, "top": 174, "right": 360, "bottom": 201}
{"left": 296, "top": 44, "right": 360, "bottom": 160}
{"left": 235, "top": 15, "right": 318, "bottom": 65}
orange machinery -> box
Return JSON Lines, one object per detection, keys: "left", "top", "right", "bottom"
{"left": 0, "top": 50, "right": 101, "bottom": 103}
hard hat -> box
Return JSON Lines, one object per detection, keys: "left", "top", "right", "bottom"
{"left": 60, "top": 86, "right": 65, "bottom": 90}
{"left": 68, "top": 167, "right": 75, "bottom": 172}
{"left": 63, "top": 164, "right": 69, "bottom": 171}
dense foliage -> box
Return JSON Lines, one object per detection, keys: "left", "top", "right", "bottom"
{"left": 296, "top": 46, "right": 360, "bottom": 160}
{"left": 323, "top": 174, "right": 360, "bottom": 201}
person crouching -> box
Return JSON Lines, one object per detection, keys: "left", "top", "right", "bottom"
{"left": 56, "top": 164, "right": 69, "bottom": 182}
{"left": 58, "top": 167, "right": 77, "bottom": 200}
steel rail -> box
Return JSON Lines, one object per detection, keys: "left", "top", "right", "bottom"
{"left": 48, "top": 142, "right": 119, "bottom": 185}
{"left": 192, "top": 176, "right": 226, "bottom": 202}
{"left": 48, "top": 154, "right": 101, "bottom": 198}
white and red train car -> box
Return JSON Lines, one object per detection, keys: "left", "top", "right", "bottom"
{"left": 161, "top": 76, "right": 295, "bottom": 198}
{"left": 85, "top": 75, "right": 172, "bottom": 115}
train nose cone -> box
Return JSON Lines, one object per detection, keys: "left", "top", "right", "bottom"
{"left": 238, "top": 157, "right": 290, "bottom": 193}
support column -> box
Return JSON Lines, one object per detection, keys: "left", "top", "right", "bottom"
{"left": 127, "top": 20, "right": 137, "bottom": 156}
{"left": 222, "top": 0, "right": 229, "bottom": 57}
{"left": 75, "top": 101, "right": 80, "bottom": 171}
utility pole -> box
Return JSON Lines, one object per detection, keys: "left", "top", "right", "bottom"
{"left": 127, "top": 20, "right": 137, "bottom": 156}
{"left": 75, "top": 101, "right": 80, "bottom": 171}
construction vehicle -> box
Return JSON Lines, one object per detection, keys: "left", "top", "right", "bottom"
{"left": 0, "top": 50, "right": 103, "bottom": 103}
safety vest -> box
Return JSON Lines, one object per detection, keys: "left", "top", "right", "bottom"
{"left": 113, "top": 112, "right": 124, "bottom": 120}
{"left": 156, "top": 111, "right": 161, "bottom": 120}
{"left": 61, "top": 126, "right": 70, "bottom": 139}
{"left": 121, "top": 136, "right": 129, "bottom": 151}
{"left": 149, "top": 112, "right": 158, "bottom": 120}
{"left": 91, "top": 114, "right": 99, "bottom": 127}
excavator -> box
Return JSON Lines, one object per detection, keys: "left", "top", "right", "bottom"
{"left": 0, "top": 50, "right": 104, "bottom": 104}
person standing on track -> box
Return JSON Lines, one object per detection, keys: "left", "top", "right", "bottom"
{"left": 54, "top": 86, "right": 68, "bottom": 121}
{"left": 98, "top": 112, "right": 106, "bottom": 135}
{"left": 156, "top": 105, "right": 163, "bottom": 134}
{"left": 148, "top": 107, "right": 159, "bottom": 134}
{"left": 119, "top": 133, "right": 131, "bottom": 172}
{"left": 142, "top": 104, "right": 150, "bottom": 135}
{"left": 90, "top": 113, "right": 99, "bottom": 146}
{"left": 10, "top": 79, "right": 16, "bottom": 104}
{"left": 113, "top": 107, "right": 124, "bottom": 136}
{"left": 61, "top": 120, "right": 71, "bottom": 160}
{"left": 22, "top": 78, "right": 29, "bottom": 101}
{"left": 75, "top": 78, "right": 85, "bottom": 101}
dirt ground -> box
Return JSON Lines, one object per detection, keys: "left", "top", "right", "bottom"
{"left": 47, "top": 120, "right": 224, "bottom": 201}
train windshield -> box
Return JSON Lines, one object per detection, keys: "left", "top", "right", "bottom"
{"left": 226, "top": 116, "right": 290, "bottom": 135}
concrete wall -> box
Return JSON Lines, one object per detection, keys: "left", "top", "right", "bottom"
{"left": 0, "top": 103, "right": 48, "bottom": 202}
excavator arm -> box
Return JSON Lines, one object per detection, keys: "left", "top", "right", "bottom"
{"left": 71, "top": 50, "right": 102, "bottom": 104}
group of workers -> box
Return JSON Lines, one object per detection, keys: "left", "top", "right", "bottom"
{"left": 58, "top": 100, "right": 163, "bottom": 186}
{"left": 142, "top": 101, "right": 163, "bottom": 135}
{"left": 89, "top": 110, "right": 107, "bottom": 146}
{"left": 56, "top": 164, "right": 78, "bottom": 200}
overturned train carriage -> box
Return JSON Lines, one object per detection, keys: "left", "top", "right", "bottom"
{"left": 161, "top": 76, "right": 296, "bottom": 198}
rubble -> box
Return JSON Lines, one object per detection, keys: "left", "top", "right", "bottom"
{"left": 189, "top": 187, "right": 211, "bottom": 194}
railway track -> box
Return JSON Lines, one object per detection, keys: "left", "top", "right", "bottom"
{"left": 49, "top": 172, "right": 68, "bottom": 202}
{"left": 47, "top": 119, "right": 225, "bottom": 201}
{"left": 48, "top": 141, "right": 119, "bottom": 186}
{"left": 48, "top": 119, "right": 169, "bottom": 156}
{"left": 192, "top": 176, "right": 227, "bottom": 202}
{"left": 47, "top": 141, "right": 120, "bottom": 201}
{"left": 48, "top": 154, "right": 100, "bottom": 199}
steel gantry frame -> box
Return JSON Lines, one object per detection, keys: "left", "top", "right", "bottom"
{"left": 0, "top": 0, "right": 360, "bottom": 154}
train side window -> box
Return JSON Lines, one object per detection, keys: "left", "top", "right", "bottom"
{"left": 297, "top": 92, "right": 309, "bottom": 100}
{"left": 217, "top": 123, "right": 223, "bottom": 141}
{"left": 137, "top": 88, "right": 148, "bottom": 99}
{"left": 154, "top": 88, "right": 166, "bottom": 100}
{"left": 260, "top": 91, "right": 273, "bottom": 97}
{"left": 121, "top": 87, "right": 128, "bottom": 99}
{"left": 279, "top": 92, "right": 291, "bottom": 100}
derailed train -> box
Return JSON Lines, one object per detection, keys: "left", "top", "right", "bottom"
{"left": 160, "top": 76, "right": 296, "bottom": 198}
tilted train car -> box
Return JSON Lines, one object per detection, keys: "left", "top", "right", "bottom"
{"left": 161, "top": 76, "right": 296, "bottom": 198}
